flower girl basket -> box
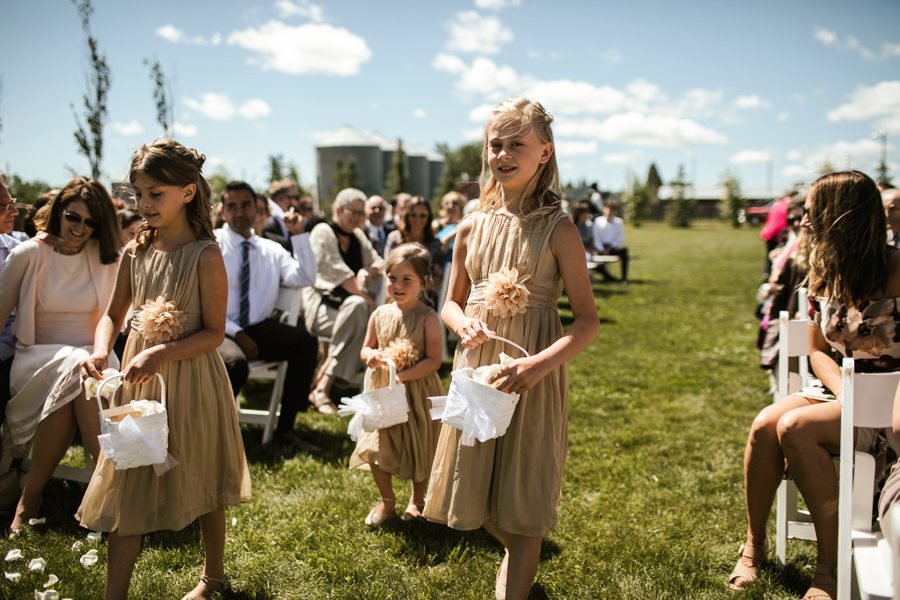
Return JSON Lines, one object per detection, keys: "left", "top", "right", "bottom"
{"left": 94, "top": 372, "right": 170, "bottom": 471}
{"left": 429, "top": 335, "right": 529, "bottom": 447}
{"left": 338, "top": 358, "right": 409, "bottom": 441}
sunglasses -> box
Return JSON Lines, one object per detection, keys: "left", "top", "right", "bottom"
{"left": 0, "top": 200, "right": 20, "bottom": 214}
{"left": 64, "top": 210, "right": 99, "bottom": 229}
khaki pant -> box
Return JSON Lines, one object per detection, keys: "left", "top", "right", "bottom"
{"left": 302, "top": 288, "right": 370, "bottom": 383}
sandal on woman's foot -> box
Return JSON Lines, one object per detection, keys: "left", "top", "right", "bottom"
{"left": 400, "top": 501, "right": 425, "bottom": 522}
{"left": 802, "top": 563, "right": 837, "bottom": 600}
{"left": 309, "top": 390, "right": 337, "bottom": 415}
{"left": 365, "top": 498, "right": 396, "bottom": 528}
{"left": 181, "top": 574, "right": 230, "bottom": 600}
{"left": 727, "top": 537, "right": 769, "bottom": 590}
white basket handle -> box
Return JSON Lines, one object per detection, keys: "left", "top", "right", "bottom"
{"left": 458, "top": 335, "right": 530, "bottom": 366}
{"left": 94, "top": 371, "right": 167, "bottom": 421}
{"left": 382, "top": 357, "right": 398, "bottom": 389}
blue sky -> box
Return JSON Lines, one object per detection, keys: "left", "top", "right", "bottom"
{"left": 3, "top": 0, "right": 900, "bottom": 196}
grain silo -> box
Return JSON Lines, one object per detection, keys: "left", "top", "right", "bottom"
{"left": 427, "top": 151, "right": 445, "bottom": 198}
{"left": 406, "top": 144, "right": 430, "bottom": 197}
{"left": 316, "top": 126, "right": 382, "bottom": 207}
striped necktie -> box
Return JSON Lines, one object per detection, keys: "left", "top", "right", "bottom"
{"left": 239, "top": 241, "right": 251, "bottom": 327}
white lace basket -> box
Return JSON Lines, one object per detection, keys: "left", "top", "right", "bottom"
{"left": 338, "top": 358, "right": 409, "bottom": 441}
{"left": 429, "top": 335, "right": 529, "bottom": 447}
{"left": 95, "top": 372, "right": 169, "bottom": 470}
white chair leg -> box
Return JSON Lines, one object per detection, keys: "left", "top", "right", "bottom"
{"left": 776, "top": 479, "right": 789, "bottom": 565}
{"left": 261, "top": 363, "right": 287, "bottom": 445}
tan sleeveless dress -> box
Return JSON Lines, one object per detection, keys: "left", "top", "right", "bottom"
{"left": 77, "top": 240, "right": 251, "bottom": 536}
{"left": 424, "top": 210, "right": 569, "bottom": 538}
{"left": 350, "top": 303, "right": 443, "bottom": 482}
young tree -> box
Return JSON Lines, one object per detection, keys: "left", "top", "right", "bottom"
{"left": 143, "top": 58, "right": 172, "bottom": 136}
{"left": 434, "top": 141, "right": 482, "bottom": 197}
{"left": 646, "top": 162, "right": 662, "bottom": 206}
{"left": 622, "top": 172, "right": 650, "bottom": 227}
{"left": 876, "top": 159, "right": 893, "bottom": 188}
{"left": 720, "top": 170, "right": 744, "bottom": 228}
{"left": 288, "top": 163, "right": 301, "bottom": 189}
{"left": 268, "top": 154, "right": 286, "bottom": 183}
{"left": 384, "top": 139, "right": 408, "bottom": 197}
{"left": 71, "top": 0, "right": 111, "bottom": 180}
{"left": 667, "top": 164, "right": 694, "bottom": 228}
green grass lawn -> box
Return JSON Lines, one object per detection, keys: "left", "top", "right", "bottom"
{"left": 1, "top": 221, "right": 822, "bottom": 599}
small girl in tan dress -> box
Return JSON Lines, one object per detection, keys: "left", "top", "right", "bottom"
{"left": 424, "top": 98, "right": 599, "bottom": 600}
{"left": 79, "top": 140, "right": 251, "bottom": 600}
{"left": 350, "top": 243, "right": 443, "bottom": 526}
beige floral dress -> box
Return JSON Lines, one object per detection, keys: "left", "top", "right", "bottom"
{"left": 424, "top": 209, "right": 570, "bottom": 538}
{"left": 77, "top": 240, "right": 251, "bottom": 536}
{"left": 350, "top": 303, "right": 443, "bottom": 482}
{"left": 809, "top": 295, "right": 900, "bottom": 371}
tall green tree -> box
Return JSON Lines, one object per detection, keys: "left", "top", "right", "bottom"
{"left": 720, "top": 170, "right": 744, "bottom": 228}
{"left": 143, "top": 58, "right": 172, "bottom": 136}
{"left": 667, "top": 164, "right": 694, "bottom": 228}
{"left": 646, "top": 163, "right": 662, "bottom": 206}
{"left": 384, "top": 139, "right": 408, "bottom": 198}
{"left": 71, "top": 0, "right": 111, "bottom": 180}
{"left": 268, "top": 154, "right": 285, "bottom": 183}
{"left": 434, "top": 141, "right": 482, "bottom": 197}
{"left": 876, "top": 158, "right": 893, "bottom": 188}
{"left": 622, "top": 172, "right": 650, "bottom": 227}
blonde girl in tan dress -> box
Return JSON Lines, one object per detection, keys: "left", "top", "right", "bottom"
{"left": 423, "top": 98, "right": 599, "bottom": 599}
{"left": 79, "top": 140, "right": 251, "bottom": 600}
{"left": 351, "top": 243, "right": 444, "bottom": 526}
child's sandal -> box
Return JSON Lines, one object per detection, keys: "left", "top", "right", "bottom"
{"left": 181, "top": 574, "right": 230, "bottom": 600}
{"left": 309, "top": 389, "right": 337, "bottom": 415}
{"left": 400, "top": 501, "right": 425, "bottom": 522}
{"left": 365, "top": 498, "right": 396, "bottom": 528}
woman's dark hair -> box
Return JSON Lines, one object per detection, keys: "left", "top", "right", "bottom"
{"left": 401, "top": 197, "right": 435, "bottom": 245}
{"left": 39, "top": 177, "right": 120, "bottom": 264}
{"left": 807, "top": 170, "right": 889, "bottom": 307}
{"left": 128, "top": 139, "right": 214, "bottom": 252}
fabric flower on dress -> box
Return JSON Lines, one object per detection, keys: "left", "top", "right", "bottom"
{"left": 484, "top": 267, "right": 531, "bottom": 318}
{"left": 843, "top": 299, "right": 897, "bottom": 356}
{"left": 132, "top": 296, "right": 184, "bottom": 345}
{"left": 383, "top": 337, "right": 419, "bottom": 371}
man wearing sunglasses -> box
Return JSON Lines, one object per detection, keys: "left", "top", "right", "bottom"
{"left": 261, "top": 179, "right": 306, "bottom": 255}
{"left": 0, "top": 179, "right": 21, "bottom": 420}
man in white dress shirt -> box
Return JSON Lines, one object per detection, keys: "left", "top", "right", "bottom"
{"left": 591, "top": 199, "right": 629, "bottom": 283}
{"left": 215, "top": 181, "right": 319, "bottom": 451}
{"left": 0, "top": 180, "right": 21, "bottom": 420}
{"left": 364, "top": 195, "right": 394, "bottom": 257}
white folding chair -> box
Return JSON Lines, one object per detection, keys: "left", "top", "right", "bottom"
{"left": 837, "top": 358, "right": 899, "bottom": 600}
{"left": 237, "top": 286, "right": 303, "bottom": 445}
{"left": 437, "top": 266, "right": 452, "bottom": 362}
{"left": 775, "top": 309, "right": 816, "bottom": 565}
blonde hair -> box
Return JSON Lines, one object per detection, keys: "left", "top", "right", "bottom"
{"left": 128, "top": 140, "right": 214, "bottom": 253}
{"left": 385, "top": 242, "right": 433, "bottom": 305}
{"left": 478, "top": 97, "right": 561, "bottom": 222}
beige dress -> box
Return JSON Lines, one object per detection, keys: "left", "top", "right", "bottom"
{"left": 424, "top": 210, "right": 569, "bottom": 538}
{"left": 3, "top": 243, "right": 118, "bottom": 449}
{"left": 77, "top": 240, "right": 251, "bottom": 536}
{"left": 350, "top": 303, "right": 443, "bottom": 482}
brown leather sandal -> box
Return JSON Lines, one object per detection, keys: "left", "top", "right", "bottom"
{"left": 181, "top": 574, "right": 230, "bottom": 599}
{"left": 802, "top": 563, "right": 837, "bottom": 600}
{"left": 727, "top": 537, "right": 769, "bottom": 590}
{"left": 309, "top": 389, "right": 337, "bottom": 415}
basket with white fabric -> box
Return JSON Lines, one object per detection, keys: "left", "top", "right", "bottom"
{"left": 93, "top": 372, "right": 169, "bottom": 470}
{"left": 338, "top": 358, "right": 409, "bottom": 441}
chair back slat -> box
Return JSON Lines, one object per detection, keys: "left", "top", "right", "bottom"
{"left": 784, "top": 319, "right": 810, "bottom": 357}
{"left": 852, "top": 371, "right": 900, "bottom": 428}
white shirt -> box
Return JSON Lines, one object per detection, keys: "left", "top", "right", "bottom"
{"left": 215, "top": 224, "right": 316, "bottom": 337}
{"left": 592, "top": 215, "right": 625, "bottom": 251}
{"left": 0, "top": 233, "right": 21, "bottom": 361}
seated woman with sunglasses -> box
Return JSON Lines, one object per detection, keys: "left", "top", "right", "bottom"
{"left": 0, "top": 177, "right": 120, "bottom": 532}
{"left": 385, "top": 197, "right": 445, "bottom": 292}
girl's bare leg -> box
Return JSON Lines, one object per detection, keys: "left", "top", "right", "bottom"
{"left": 182, "top": 508, "right": 227, "bottom": 599}
{"left": 73, "top": 392, "right": 102, "bottom": 460}
{"left": 106, "top": 531, "right": 142, "bottom": 600}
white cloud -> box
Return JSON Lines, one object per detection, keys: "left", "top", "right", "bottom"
{"left": 780, "top": 138, "right": 890, "bottom": 181}
{"left": 184, "top": 93, "right": 236, "bottom": 120}
{"left": 730, "top": 149, "right": 772, "bottom": 165}
{"left": 456, "top": 57, "right": 523, "bottom": 96}
{"left": 238, "top": 99, "right": 271, "bottom": 120}
{"left": 155, "top": 24, "right": 221, "bottom": 46}
{"left": 172, "top": 122, "right": 198, "bottom": 137}
{"left": 474, "top": 0, "right": 521, "bottom": 9}
{"left": 432, "top": 53, "right": 467, "bottom": 75}
{"left": 556, "top": 112, "right": 727, "bottom": 147}
{"left": 554, "top": 140, "right": 599, "bottom": 157}
{"left": 523, "top": 80, "right": 629, "bottom": 116}
{"left": 827, "top": 80, "right": 900, "bottom": 134}
{"left": 468, "top": 103, "right": 495, "bottom": 123}
{"left": 275, "top": 0, "right": 325, "bottom": 22}
{"left": 447, "top": 11, "right": 513, "bottom": 55}
{"left": 782, "top": 165, "right": 808, "bottom": 179}
{"left": 626, "top": 79, "right": 665, "bottom": 105}
{"left": 602, "top": 150, "right": 641, "bottom": 165}
{"left": 228, "top": 21, "right": 371, "bottom": 76}
{"left": 786, "top": 149, "right": 803, "bottom": 161}
{"left": 412, "top": 108, "right": 426, "bottom": 118}
{"left": 732, "top": 95, "right": 771, "bottom": 110}
{"left": 111, "top": 120, "right": 144, "bottom": 136}
{"left": 675, "top": 88, "right": 724, "bottom": 118}
{"left": 600, "top": 48, "right": 622, "bottom": 64}
{"left": 777, "top": 111, "right": 790, "bottom": 122}
{"left": 814, "top": 26, "right": 837, "bottom": 46}
{"left": 462, "top": 126, "right": 483, "bottom": 141}
{"left": 883, "top": 43, "right": 900, "bottom": 58}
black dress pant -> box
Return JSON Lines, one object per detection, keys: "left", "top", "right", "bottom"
{"left": 0, "top": 356, "right": 11, "bottom": 426}
{"left": 218, "top": 318, "right": 318, "bottom": 435}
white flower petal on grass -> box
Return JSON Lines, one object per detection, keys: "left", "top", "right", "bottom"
{"left": 27, "top": 558, "right": 46, "bottom": 572}
{"left": 86, "top": 531, "right": 102, "bottom": 542}
{"left": 5, "top": 549, "right": 22, "bottom": 561}
{"left": 43, "top": 574, "right": 58, "bottom": 587}
{"left": 231, "top": 516, "right": 237, "bottom": 526}
{"left": 5, "top": 571, "right": 20, "bottom": 581}
{"left": 71, "top": 541, "right": 83, "bottom": 552}
{"left": 28, "top": 518, "right": 46, "bottom": 526}
{"left": 79, "top": 549, "right": 99, "bottom": 568}
{"left": 36, "top": 591, "right": 60, "bottom": 600}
